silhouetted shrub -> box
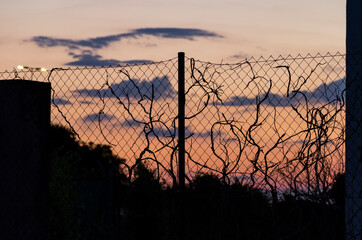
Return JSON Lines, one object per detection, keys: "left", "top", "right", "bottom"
{"left": 184, "top": 173, "right": 272, "bottom": 240}
{"left": 330, "top": 172, "right": 345, "bottom": 207}
{"left": 276, "top": 173, "right": 345, "bottom": 240}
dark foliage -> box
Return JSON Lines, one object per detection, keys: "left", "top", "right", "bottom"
{"left": 119, "top": 162, "right": 172, "bottom": 240}
{"left": 49, "top": 124, "right": 127, "bottom": 240}
{"left": 49, "top": 124, "right": 345, "bottom": 240}
{"left": 275, "top": 197, "right": 344, "bottom": 240}
{"left": 330, "top": 172, "right": 345, "bottom": 207}
{"left": 184, "top": 173, "right": 272, "bottom": 240}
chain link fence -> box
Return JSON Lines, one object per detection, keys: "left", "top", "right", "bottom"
{"left": 1, "top": 52, "right": 359, "bottom": 239}
{"left": 3, "top": 53, "right": 347, "bottom": 192}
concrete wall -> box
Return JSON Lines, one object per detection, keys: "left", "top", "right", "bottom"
{"left": 346, "top": 1, "right": 362, "bottom": 239}
{"left": 0, "top": 80, "right": 50, "bottom": 240}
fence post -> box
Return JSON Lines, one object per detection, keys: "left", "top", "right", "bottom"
{"left": 178, "top": 52, "right": 185, "bottom": 239}
{"left": 0, "top": 80, "right": 50, "bottom": 240}
{"left": 346, "top": 1, "right": 362, "bottom": 239}
{"left": 178, "top": 52, "right": 186, "bottom": 191}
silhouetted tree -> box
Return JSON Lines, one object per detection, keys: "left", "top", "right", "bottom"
{"left": 49, "top": 124, "right": 127, "bottom": 240}
{"left": 49, "top": 124, "right": 80, "bottom": 240}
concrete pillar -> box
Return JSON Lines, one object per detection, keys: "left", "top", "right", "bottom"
{"left": 346, "top": 1, "right": 362, "bottom": 239}
{"left": 0, "top": 80, "right": 50, "bottom": 240}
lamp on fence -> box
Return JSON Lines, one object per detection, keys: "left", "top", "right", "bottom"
{"left": 17, "top": 65, "right": 47, "bottom": 80}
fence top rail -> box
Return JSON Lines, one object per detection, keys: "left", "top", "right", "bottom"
{"left": 188, "top": 51, "right": 347, "bottom": 66}
{"left": 0, "top": 52, "right": 349, "bottom": 75}
{"left": 0, "top": 56, "right": 179, "bottom": 77}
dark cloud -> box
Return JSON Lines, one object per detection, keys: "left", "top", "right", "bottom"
{"left": 79, "top": 100, "right": 93, "bottom": 105}
{"left": 76, "top": 75, "right": 175, "bottom": 100}
{"left": 219, "top": 78, "right": 345, "bottom": 107}
{"left": 148, "top": 126, "right": 226, "bottom": 140}
{"left": 30, "top": 28, "right": 222, "bottom": 50}
{"left": 132, "top": 28, "right": 222, "bottom": 40}
{"left": 121, "top": 119, "right": 143, "bottom": 127}
{"left": 83, "top": 113, "right": 115, "bottom": 122}
{"left": 66, "top": 51, "right": 122, "bottom": 66}
{"left": 116, "top": 118, "right": 223, "bottom": 140}
{"left": 65, "top": 51, "right": 153, "bottom": 67}
{"left": 30, "top": 28, "right": 220, "bottom": 67}
{"left": 311, "top": 77, "right": 345, "bottom": 103}
{"left": 149, "top": 127, "right": 177, "bottom": 138}
{"left": 52, "top": 98, "right": 71, "bottom": 105}
{"left": 222, "top": 93, "right": 292, "bottom": 107}
{"left": 31, "top": 34, "right": 130, "bottom": 50}
{"left": 220, "top": 96, "right": 258, "bottom": 107}
{"left": 186, "top": 130, "right": 224, "bottom": 139}
{"left": 149, "top": 126, "right": 193, "bottom": 138}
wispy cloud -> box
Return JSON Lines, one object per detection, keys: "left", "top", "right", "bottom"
{"left": 79, "top": 100, "right": 93, "bottom": 105}
{"left": 65, "top": 50, "right": 154, "bottom": 66}
{"left": 83, "top": 113, "right": 116, "bottom": 122}
{"left": 221, "top": 93, "right": 292, "bottom": 107}
{"left": 76, "top": 75, "right": 175, "bottom": 100}
{"left": 311, "top": 78, "right": 345, "bottom": 103}
{"left": 120, "top": 119, "right": 143, "bottom": 127}
{"left": 66, "top": 51, "right": 122, "bottom": 66}
{"left": 229, "top": 52, "right": 250, "bottom": 60}
{"left": 52, "top": 98, "right": 71, "bottom": 105}
{"left": 219, "top": 78, "right": 345, "bottom": 107}
{"left": 29, "top": 27, "right": 221, "bottom": 66}
{"left": 132, "top": 28, "right": 221, "bottom": 40}
{"left": 30, "top": 27, "right": 222, "bottom": 50}
{"left": 149, "top": 126, "right": 193, "bottom": 138}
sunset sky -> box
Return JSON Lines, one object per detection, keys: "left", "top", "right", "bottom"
{"left": 0, "top": 0, "right": 347, "bottom": 190}
{"left": 0, "top": 0, "right": 345, "bottom": 71}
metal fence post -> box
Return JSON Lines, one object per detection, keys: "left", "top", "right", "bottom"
{"left": 178, "top": 52, "right": 186, "bottom": 240}
{"left": 346, "top": 1, "right": 362, "bottom": 239}
{"left": 178, "top": 52, "right": 186, "bottom": 191}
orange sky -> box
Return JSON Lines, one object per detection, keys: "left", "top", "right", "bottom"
{"left": 41, "top": 53, "right": 346, "bottom": 190}
{"left": 0, "top": 0, "right": 346, "bottom": 191}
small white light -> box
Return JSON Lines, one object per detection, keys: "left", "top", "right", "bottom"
{"left": 40, "top": 68, "right": 47, "bottom": 72}
{"left": 17, "top": 65, "right": 24, "bottom": 70}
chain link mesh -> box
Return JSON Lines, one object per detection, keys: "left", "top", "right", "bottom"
{"left": 0, "top": 54, "right": 347, "bottom": 189}
{"left": 1, "top": 52, "right": 360, "bottom": 238}
{"left": 184, "top": 53, "right": 346, "bottom": 200}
